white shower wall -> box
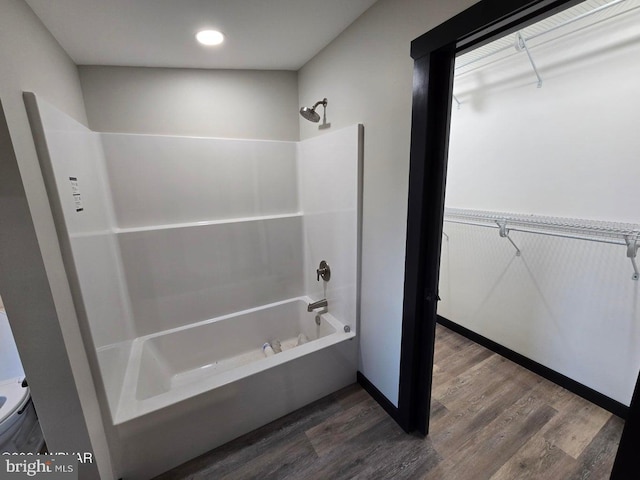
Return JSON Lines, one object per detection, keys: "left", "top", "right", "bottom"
{"left": 116, "top": 217, "right": 304, "bottom": 335}
{"left": 29, "top": 93, "right": 361, "bottom": 478}
{"left": 99, "top": 135, "right": 299, "bottom": 228}
{"left": 32, "top": 97, "right": 362, "bottom": 345}
{"left": 29, "top": 97, "right": 136, "bottom": 414}
{"left": 99, "top": 133, "right": 304, "bottom": 335}
{"left": 92, "top": 126, "right": 362, "bottom": 338}
{"left": 35, "top": 98, "right": 135, "bottom": 347}
{"left": 298, "top": 124, "right": 363, "bottom": 337}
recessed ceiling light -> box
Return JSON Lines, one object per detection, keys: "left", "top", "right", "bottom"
{"left": 196, "top": 30, "right": 224, "bottom": 46}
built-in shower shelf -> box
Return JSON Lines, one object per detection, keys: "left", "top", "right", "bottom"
{"left": 114, "top": 212, "right": 303, "bottom": 234}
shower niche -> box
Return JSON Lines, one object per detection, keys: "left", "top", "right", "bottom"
{"left": 25, "top": 92, "right": 362, "bottom": 479}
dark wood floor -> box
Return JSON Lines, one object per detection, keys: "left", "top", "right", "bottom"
{"left": 155, "top": 325, "right": 624, "bottom": 480}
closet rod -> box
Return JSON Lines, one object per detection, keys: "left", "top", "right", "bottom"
{"left": 455, "top": 0, "right": 629, "bottom": 72}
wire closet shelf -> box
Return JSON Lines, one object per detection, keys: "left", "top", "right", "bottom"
{"left": 451, "top": 0, "right": 640, "bottom": 105}
{"left": 443, "top": 208, "right": 640, "bottom": 280}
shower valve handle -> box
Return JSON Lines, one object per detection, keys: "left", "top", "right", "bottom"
{"left": 317, "top": 260, "right": 331, "bottom": 282}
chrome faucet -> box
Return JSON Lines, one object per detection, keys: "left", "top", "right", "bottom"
{"left": 307, "top": 298, "right": 328, "bottom": 312}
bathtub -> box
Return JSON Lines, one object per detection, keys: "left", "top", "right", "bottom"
{"left": 114, "top": 297, "right": 355, "bottom": 424}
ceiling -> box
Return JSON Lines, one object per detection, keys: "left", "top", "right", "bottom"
{"left": 25, "top": 0, "right": 379, "bottom": 70}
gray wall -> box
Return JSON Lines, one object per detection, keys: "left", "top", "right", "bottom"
{"left": 0, "top": 0, "right": 112, "bottom": 477}
{"left": 298, "top": 0, "right": 479, "bottom": 405}
{"left": 79, "top": 66, "right": 299, "bottom": 141}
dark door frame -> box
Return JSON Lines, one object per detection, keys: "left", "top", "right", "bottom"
{"left": 398, "top": 0, "right": 638, "bottom": 476}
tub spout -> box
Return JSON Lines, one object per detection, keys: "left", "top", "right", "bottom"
{"left": 307, "top": 298, "right": 328, "bottom": 312}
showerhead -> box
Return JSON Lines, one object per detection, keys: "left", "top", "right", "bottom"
{"left": 300, "top": 106, "right": 321, "bottom": 123}
{"left": 299, "top": 98, "right": 328, "bottom": 123}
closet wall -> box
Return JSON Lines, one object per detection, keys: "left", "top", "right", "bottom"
{"left": 439, "top": 2, "right": 640, "bottom": 404}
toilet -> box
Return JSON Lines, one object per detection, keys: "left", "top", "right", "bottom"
{"left": 0, "top": 310, "right": 45, "bottom": 453}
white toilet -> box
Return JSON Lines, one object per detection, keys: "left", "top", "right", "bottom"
{"left": 0, "top": 310, "right": 45, "bottom": 453}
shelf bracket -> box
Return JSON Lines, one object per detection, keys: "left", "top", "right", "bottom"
{"left": 515, "top": 32, "right": 543, "bottom": 88}
{"left": 625, "top": 234, "right": 640, "bottom": 281}
{"left": 453, "top": 95, "right": 461, "bottom": 110}
{"left": 497, "top": 220, "right": 521, "bottom": 256}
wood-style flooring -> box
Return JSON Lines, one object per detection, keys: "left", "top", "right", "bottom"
{"left": 154, "top": 324, "right": 624, "bottom": 479}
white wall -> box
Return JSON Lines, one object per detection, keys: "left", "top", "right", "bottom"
{"left": 440, "top": 9, "right": 640, "bottom": 404}
{"left": 447, "top": 9, "right": 640, "bottom": 222}
{"left": 79, "top": 66, "right": 299, "bottom": 141}
{"left": 298, "top": 0, "right": 480, "bottom": 405}
{"left": 0, "top": 1, "right": 112, "bottom": 477}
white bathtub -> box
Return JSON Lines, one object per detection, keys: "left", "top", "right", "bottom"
{"left": 114, "top": 297, "right": 355, "bottom": 424}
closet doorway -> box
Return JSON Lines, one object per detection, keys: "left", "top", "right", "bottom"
{"left": 398, "top": 0, "right": 640, "bottom": 477}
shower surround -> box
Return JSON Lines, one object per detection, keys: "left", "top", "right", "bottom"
{"left": 25, "top": 93, "right": 362, "bottom": 479}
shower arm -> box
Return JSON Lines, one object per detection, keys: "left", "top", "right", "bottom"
{"left": 312, "top": 98, "right": 328, "bottom": 110}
